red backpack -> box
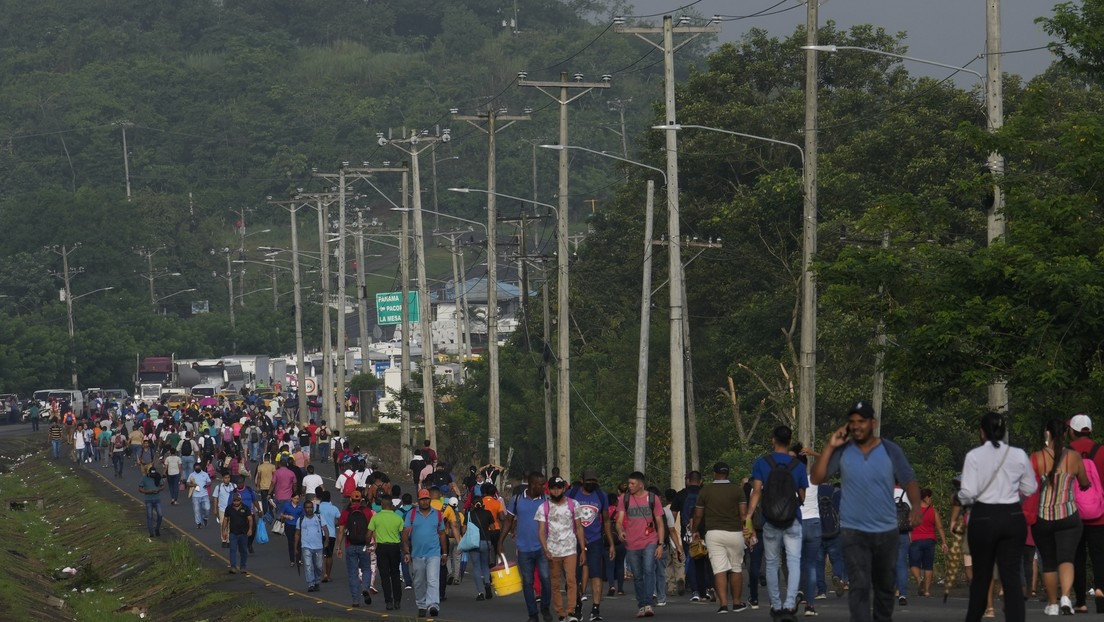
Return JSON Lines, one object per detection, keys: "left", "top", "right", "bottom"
{"left": 342, "top": 473, "right": 357, "bottom": 498}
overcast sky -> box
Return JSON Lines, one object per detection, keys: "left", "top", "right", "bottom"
{"left": 626, "top": 0, "right": 1057, "bottom": 86}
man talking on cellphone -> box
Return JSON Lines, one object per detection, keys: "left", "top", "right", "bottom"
{"left": 810, "top": 400, "right": 921, "bottom": 622}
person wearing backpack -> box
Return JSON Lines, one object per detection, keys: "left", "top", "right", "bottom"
{"left": 368, "top": 495, "right": 406, "bottom": 610}
{"left": 537, "top": 476, "right": 587, "bottom": 622}
{"left": 689, "top": 462, "right": 749, "bottom": 614}
{"left": 810, "top": 400, "right": 921, "bottom": 622}
{"left": 615, "top": 471, "right": 666, "bottom": 619}
{"left": 672, "top": 471, "right": 709, "bottom": 603}
{"left": 294, "top": 499, "right": 330, "bottom": 592}
{"left": 499, "top": 471, "right": 553, "bottom": 622}
{"left": 403, "top": 489, "right": 446, "bottom": 618}
{"left": 1067, "top": 413, "right": 1104, "bottom": 614}
{"left": 816, "top": 482, "right": 847, "bottom": 598}
{"left": 567, "top": 468, "right": 612, "bottom": 621}
{"left": 746, "top": 426, "right": 808, "bottom": 619}
{"left": 336, "top": 490, "right": 376, "bottom": 608}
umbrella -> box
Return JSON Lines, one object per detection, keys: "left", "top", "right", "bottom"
{"left": 200, "top": 397, "right": 218, "bottom": 408}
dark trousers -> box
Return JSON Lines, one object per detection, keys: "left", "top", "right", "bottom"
{"left": 966, "top": 502, "right": 1027, "bottom": 622}
{"left": 285, "top": 524, "right": 299, "bottom": 564}
{"left": 377, "top": 543, "right": 403, "bottom": 605}
{"left": 842, "top": 528, "right": 899, "bottom": 622}
{"left": 1074, "top": 523, "right": 1104, "bottom": 608}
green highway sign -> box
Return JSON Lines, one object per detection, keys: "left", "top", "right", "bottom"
{"left": 375, "top": 291, "right": 419, "bottom": 325}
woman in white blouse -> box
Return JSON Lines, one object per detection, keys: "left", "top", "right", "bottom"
{"left": 958, "top": 411, "right": 1038, "bottom": 622}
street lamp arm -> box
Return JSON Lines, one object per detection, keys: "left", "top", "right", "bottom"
{"left": 447, "top": 188, "right": 558, "bottom": 212}
{"left": 71, "top": 286, "right": 115, "bottom": 301}
{"left": 154, "top": 288, "right": 197, "bottom": 303}
{"left": 654, "top": 124, "right": 805, "bottom": 167}
{"left": 802, "top": 45, "right": 984, "bottom": 80}
{"left": 538, "top": 144, "right": 667, "bottom": 185}
{"left": 391, "top": 207, "right": 489, "bottom": 234}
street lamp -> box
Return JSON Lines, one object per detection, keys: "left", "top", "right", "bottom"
{"left": 655, "top": 123, "right": 815, "bottom": 448}
{"left": 66, "top": 286, "right": 115, "bottom": 390}
{"left": 540, "top": 144, "right": 663, "bottom": 474}
{"left": 153, "top": 288, "right": 196, "bottom": 304}
{"left": 432, "top": 155, "right": 460, "bottom": 231}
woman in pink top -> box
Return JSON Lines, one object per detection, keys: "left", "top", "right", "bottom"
{"left": 908, "top": 489, "right": 947, "bottom": 597}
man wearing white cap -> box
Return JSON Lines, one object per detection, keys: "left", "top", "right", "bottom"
{"left": 1068, "top": 413, "right": 1104, "bottom": 613}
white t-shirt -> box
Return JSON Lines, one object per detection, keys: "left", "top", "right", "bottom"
{"left": 800, "top": 483, "right": 820, "bottom": 521}
{"left": 535, "top": 499, "right": 579, "bottom": 557}
{"left": 303, "top": 473, "right": 324, "bottom": 497}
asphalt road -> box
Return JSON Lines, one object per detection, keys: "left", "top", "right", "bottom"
{"left": 18, "top": 424, "right": 1065, "bottom": 622}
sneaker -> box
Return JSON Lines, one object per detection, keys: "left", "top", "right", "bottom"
{"left": 637, "top": 607, "right": 647, "bottom": 618}
{"left": 656, "top": 601, "right": 667, "bottom": 607}
{"left": 609, "top": 588, "right": 617, "bottom": 597}
{"left": 581, "top": 594, "right": 588, "bottom": 602}
{"left": 1060, "top": 596, "right": 1073, "bottom": 615}
{"left": 833, "top": 576, "right": 846, "bottom": 598}
{"left": 691, "top": 594, "right": 702, "bottom": 603}
{"left": 476, "top": 593, "right": 485, "bottom": 601}
{"left": 814, "top": 593, "right": 827, "bottom": 600}
{"left": 590, "top": 605, "right": 603, "bottom": 621}
{"left": 804, "top": 605, "right": 818, "bottom": 617}
{"left": 428, "top": 606, "right": 439, "bottom": 616}
{"left": 1044, "top": 604, "right": 1059, "bottom": 616}
{"left": 643, "top": 605, "right": 654, "bottom": 617}
{"left": 796, "top": 592, "right": 805, "bottom": 605}
{"left": 405, "top": 585, "right": 413, "bottom": 590}
{"left": 731, "top": 602, "right": 748, "bottom": 612}
{"left": 898, "top": 596, "right": 907, "bottom": 606}
{"left": 565, "top": 616, "right": 579, "bottom": 622}
{"left": 750, "top": 599, "right": 759, "bottom": 610}
{"left": 362, "top": 589, "right": 372, "bottom": 605}
{"left": 716, "top": 605, "right": 729, "bottom": 614}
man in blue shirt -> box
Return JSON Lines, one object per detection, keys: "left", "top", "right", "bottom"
{"left": 295, "top": 500, "right": 330, "bottom": 592}
{"left": 811, "top": 400, "right": 921, "bottom": 622}
{"left": 404, "top": 489, "right": 447, "bottom": 618}
{"left": 746, "top": 425, "right": 808, "bottom": 618}
{"left": 499, "top": 472, "right": 552, "bottom": 622}
{"left": 316, "top": 490, "right": 342, "bottom": 583}
{"left": 568, "top": 468, "right": 612, "bottom": 622}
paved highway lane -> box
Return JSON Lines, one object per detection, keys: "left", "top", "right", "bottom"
{"left": 62, "top": 444, "right": 1061, "bottom": 622}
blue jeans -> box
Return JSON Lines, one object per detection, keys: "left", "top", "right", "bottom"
{"left": 896, "top": 533, "right": 909, "bottom": 598}
{"left": 167, "top": 474, "right": 181, "bottom": 503}
{"left": 192, "top": 492, "right": 211, "bottom": 525}
{"left": 469, "top": 541, "right": 492, "bottom": 595}
{"left": 748, "top": 531, "right": 764, "bottom": 602}
{"left": 345, "top": 544, "right": 373, "bottom": 600}
{"left": 51, "top": 439, "right": 61, "bottom": 459}
{"left": 410, "top": 555, "right": 441, "bottom": 609}
{"left": 302, "top": 547, "right": 324, "bottom": 587}
{"left": 764, "top": 521, "right": 803, "bottom": 610}
{"left": 318, "top": 442, "right": 330, "bottom": 465}
{"left": 607, "top": 541, "right": 626, "bottom": 591}
{"left": 822, "top": 535, "right": 846, "bottom": 584}
{"left": 625, "top": 543, "right": 658, "bottom": 608}
{"left": 517, "top": 548, "right": 551, "bottom": 616}
{"left": 654, "top": 545, "right": 668, "bottom": 603}
{"left": 144, "top": 500, "right": 163, "bottom": 535}
{"left": 229, "top": 532, "right": 249, "bottom": 569}
{"left": 842, "top": 528, "right": 899, "bottom": 622}
{"left": 112, "top": 452, "right": 125, "bottom": 476}
{"left": 180, "top": 455, "right": 196, "bottom": 477}
{"left": 800, "top": 518, "right": 822, "bottom": 598}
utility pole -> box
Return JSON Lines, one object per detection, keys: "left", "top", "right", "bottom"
{"left": 399, "top": 169, "right": 413, "bottom": 463}
{"left": 380, "top": 129, "right": 452, "bottom": 451}
{"left": 136, "top": 246, "right": 166, "bottom": 307}
{"left": 452, "top": 107, "right": 530, "bottom": 467}
{"left": 800, "top": 0, "right": 820, "bottom": 449}
{"left": 115, "top": 121, "right": 133, "bottom": 200}
{"left": 316, "top": 193, "right": 335, "bottom": 428}
{"left": 541, "top": 261, "right": 554, "bottom": 472}
{"left": 48, "top": 244, "right": 83, "bottom": 390}
{"left": 985, "top": 0, "right": 1009, "bottom": 413}
{"left": 617, "top": 15, "right": 718, "bottom": 490}
{"left": 519, "top": 71, "right": 611, "bottom": 478}
{"left": 268, "top": 196, "right": 310, "bottom": 415}
{"left": 355, "top": 209, "right": 369, "bottom": 349}
{"left": 634, "top": 181, "right": 656, "bottom": 472}
{"left": 439, "top": 231, "right": 470, "bottom": 381}
{"left": 607, "top": 98, "right": 631, "bottom": 157}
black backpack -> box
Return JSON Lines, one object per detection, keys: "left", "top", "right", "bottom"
{"left": 761, "top": 454, "right": 800, "bottom": 528}
{"left": 346, "top": 507, "right": 370, "bottom": 545}
{"left": 180, "top": 439, "right": 193, "bottom": 457}
{"left": 895, "top": 490, "right": 912, "bottom": 533}
{"left": 818, "top": 484, "right": 840, "bottom": 539}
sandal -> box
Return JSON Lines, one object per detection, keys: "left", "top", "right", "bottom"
{"left": 983, "top": 608, "right": 996, "bottom": 618}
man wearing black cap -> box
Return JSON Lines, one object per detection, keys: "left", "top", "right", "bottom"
{"left": 810, "top": 400, "right": 921, "bottom": 622}
{"left": 689, "top": 462, "right": 748, "bottom": 613}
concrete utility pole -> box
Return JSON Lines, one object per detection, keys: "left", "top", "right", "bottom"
{"left": 355, "top": 209, "right": 369, "bottom": 349}
{"left": 114, "top": 121, "right": 133, "bottom": 200}
{"left": 451, "top": 107, "right": 530, "bottom": 467}
{"left": 635, "top": 181, "right": 656, "bottom": 472}
{"left": 606, "top": 98, "right": 632, "bottom": 157}
{"left": 380, "top": 130, "right": 452, "bottom": 452}
{"left": 799, "top": 3, "right": 820, "bottom": 450}
{"left": 519, "top": 71, "right": 610, "bottom": 479}
{"left": 399, "top": 170, "right": 413, "bottom": 463}
{"left": 985, "top": 0, "right": 1009, "bottom": 414}
{"left": 267, "top": 196, "right": 311, "bottom": 413}
{"left": 316, "top": 195, "right": 335, "bottom": 428}
{"left": 48, "top": 244, "right": 82, "bottom": 390}
{"left": 616, "top": 14, "right": 718, "bottom": 490}
{"left": 439, "top": 231, "right": 471, "bottom": 381}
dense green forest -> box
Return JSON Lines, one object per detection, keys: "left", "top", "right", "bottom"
{"left": 3, "top": 0, "right": 1104, "bottom": 488}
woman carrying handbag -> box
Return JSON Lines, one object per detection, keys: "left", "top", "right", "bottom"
{"left": 958, "top": 412, "right": 1037, "bottom": 622}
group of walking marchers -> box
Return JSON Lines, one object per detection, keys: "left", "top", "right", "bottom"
{"left": 45, "top": 394, "right": 1104, "bottom": 622}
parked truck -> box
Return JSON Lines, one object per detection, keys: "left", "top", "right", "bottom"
{"left": 136, "top": 355, "right": 175, "bottom": 404}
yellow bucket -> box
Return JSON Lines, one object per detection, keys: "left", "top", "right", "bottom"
{"left": 491, "top": 554, "right": 522, "bottom": 597}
